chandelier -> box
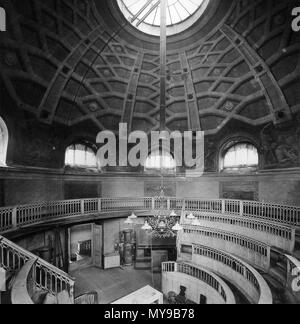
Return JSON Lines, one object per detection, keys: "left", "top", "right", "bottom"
{"left": 141, "top": 182, "right": 183, "bottom": 238}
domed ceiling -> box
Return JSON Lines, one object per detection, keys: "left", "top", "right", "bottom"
{"left": 0, "top": 0, "right": 299, "bottom": 138}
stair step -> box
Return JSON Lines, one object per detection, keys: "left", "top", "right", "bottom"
{"left": 269, "top": 267, "right": 286, "bottom": 286}
{"left": 263, "top": 274, "right": 297, "bottom": 305}
{"left": 293, "top": 250, "right": 300, "bottom": 260}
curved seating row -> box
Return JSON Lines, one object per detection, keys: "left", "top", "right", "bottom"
{"left": 185, "top": 244, "right": 273, "bottom": 304}
{"left": 186, "top": 212, "right": 295, "bottom": 252}
{"left": 162, "top": 261, "right": 236, "bottom": 304}
{"left": 180, "top": 225, "right": 271, "bottom": 271}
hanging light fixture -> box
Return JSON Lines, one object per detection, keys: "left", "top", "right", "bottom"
{"left": 170, "top": 210, "right": 177, "bottom": 217}
{"left": 140, "top": 0, "right": 183, "bottom": 239}
{"left": 172, "top": 222, "right": 183, "bottom": 232}
{"left": 187, "top": 213, "right": 196, "bottom": 220}
{"left": 141, "top": 190, "right": 182, "bottom": 238}
{"left": 141, "top": 221, "right": 152, "bottom": 231}
{"left": 124, "top": 217, "right": 134, "bottom": 226}
{"left": 129, "top": 212, "right": 138, "bottom": 220}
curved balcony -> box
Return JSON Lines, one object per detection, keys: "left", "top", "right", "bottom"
{"left": 162, "top": 262, "right": 236, "bottom": 304}
{"left": 1, "top": 197, "right": 299, "bottom": 305}
{"left": 191, "top": 244, "right": 273, "bottom": 304}
{"left": 179, "top": 225, "right": 271, "bottom": 272}
{"left": 187, "top": 213, "right": 295, "bottom": 252}
{"left": 0, "top": 197, "right": 299, "bottom": 236}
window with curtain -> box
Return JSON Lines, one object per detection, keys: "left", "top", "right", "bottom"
{"left": 144, "top": 150, "right": 176, "bottom": 171}
{"left": 0, "top": 117, "right": 8, "bottom": 166}
{"left": 65, "top": 144, "right": 98, "bottom": 168}
{"left": 222, "top": 143, "right": 258, "bottom": 170}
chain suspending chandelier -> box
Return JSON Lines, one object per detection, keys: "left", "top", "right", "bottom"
{"left": 142, "top": 0, "right": 182, "bottom": 238}
{"left": 125, "top": 0, "right": 183, "bottom": 238}
{"left": 141, "top": 180, "right": 182, "bottom": 237}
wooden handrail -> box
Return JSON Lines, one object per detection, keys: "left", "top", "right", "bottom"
{"left": 1, "top": 197, "right": 300, "bottom": 235}
{"left": 75, "top": 291, "right": 99, "bottom": 304}
{"left": 0, "top": 235, "right": 75, "bottom": 302}
{"left": 191, "top": 244, "right": 273, "bottom": 304}
{"left": 162, "top": 261, "right": 236, "bottom": 304}
{"left": 10, "top": 259, "right": 36, "bottom": 305}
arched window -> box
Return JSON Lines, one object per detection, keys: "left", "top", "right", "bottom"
{"left": 144, "top": 150, "right": 176, "bottom": 172}
{"left": 222, "top": 143, "right": 258, "bottom": 170}
{"left": 65, "top": 144, "right": 98, "bottom": 168}
{"left": 0, "top": 117, "right": 8, "bottom": 166}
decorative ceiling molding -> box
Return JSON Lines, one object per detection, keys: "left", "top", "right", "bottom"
{"left": 0, "top": 0, "right": 299, "bottom": 136}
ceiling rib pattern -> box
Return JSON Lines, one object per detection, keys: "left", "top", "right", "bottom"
{"left": 0, "top": 0, "right": 299, "bottom": 136}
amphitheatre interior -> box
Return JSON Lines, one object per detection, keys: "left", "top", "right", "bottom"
{"left": 0, "top": 0, "right": 300, "bottom": 305}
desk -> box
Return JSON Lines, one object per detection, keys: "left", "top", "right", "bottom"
{"left": 112, "top": 285, "right": 163, "bottom": 304}
{"left": 104, "top": 253, "right": 120, "bottom": 269}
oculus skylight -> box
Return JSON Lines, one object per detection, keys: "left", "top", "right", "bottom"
{"left": 117, "top": 0, "right": 209, "bottom": 36}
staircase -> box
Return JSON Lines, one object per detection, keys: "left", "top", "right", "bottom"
{"left": 294, "top": 228, "right": 300, "bottom": 259}
{"left": 262, "top": 273, "right": 297, "bottom": 305}
{"left": 0, "top": 235, "right": 75, "bottom": 304}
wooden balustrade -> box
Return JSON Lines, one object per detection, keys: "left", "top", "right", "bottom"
{"left": 185, "top": 213, "right": 295, "bottom": 252}
{"left": 10, "top": 259, "right": 36, "bottom": 304}
{"left": 181, "top": 225, "right": 270, "bottom": 271}
{"left": 192, "top": 244, "right": 273, "bottom": 304}
{"left": 0, "top": 198, "right": 299, "bottom": 234}
{"left": 162, "top": 261, "right": 235, "bottom": 304}
{"left": 75, "top": 291, "right": 99, "bottom": 305}
{"left": 187, "top": 213, "right": 294, "bottom": 241}
{"left": 0, "top": 235, "right": 74, "bottom": 302}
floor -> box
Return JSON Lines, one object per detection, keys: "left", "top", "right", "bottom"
{"left": 71, "top": 266, "right": 162, "bottom": 304}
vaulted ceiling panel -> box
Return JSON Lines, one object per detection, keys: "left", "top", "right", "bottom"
{"left": 0, "top": 0, "right": 298, "bottom": 136}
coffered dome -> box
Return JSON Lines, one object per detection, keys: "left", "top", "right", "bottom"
{"left": 0, "top": 0, "right": 298, "bottom": 137}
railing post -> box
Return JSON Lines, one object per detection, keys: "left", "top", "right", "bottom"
{"left": 167, "top": 198, "right": 170, "bottom": 210}
{"left": 182, "top": 199, "right": 186, "bottom": 212}
{"left": 12, "top": 208, "right": 17, "bottom": 228}
{"left": 81, "top": 200, "right": 85, "bottom": 215}
{"left": 70, "top": 281, "right": 75, "bottom": 303}
{"left": 152, "top": 198, "right": 155, "bottom": 211}
{"left": 98, "top": 199, "right": 102, "bottom": 212}
{"left": 240, "top": 201, "right": 244, "bottom": 216}
{"left": 222, "top": 200, "right": 226, "bottom": 214}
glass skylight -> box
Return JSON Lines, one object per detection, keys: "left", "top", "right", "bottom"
{"left": 117, "top": 0, "right": 209, "bottom": 36}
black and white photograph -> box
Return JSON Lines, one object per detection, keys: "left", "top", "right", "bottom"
{"left": 0, "top": 0, "right": 300, "bottom": 309}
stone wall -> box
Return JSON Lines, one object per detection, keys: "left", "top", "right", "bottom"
{"left": 1, "top": 168, "right": 300, "bottom": 207}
